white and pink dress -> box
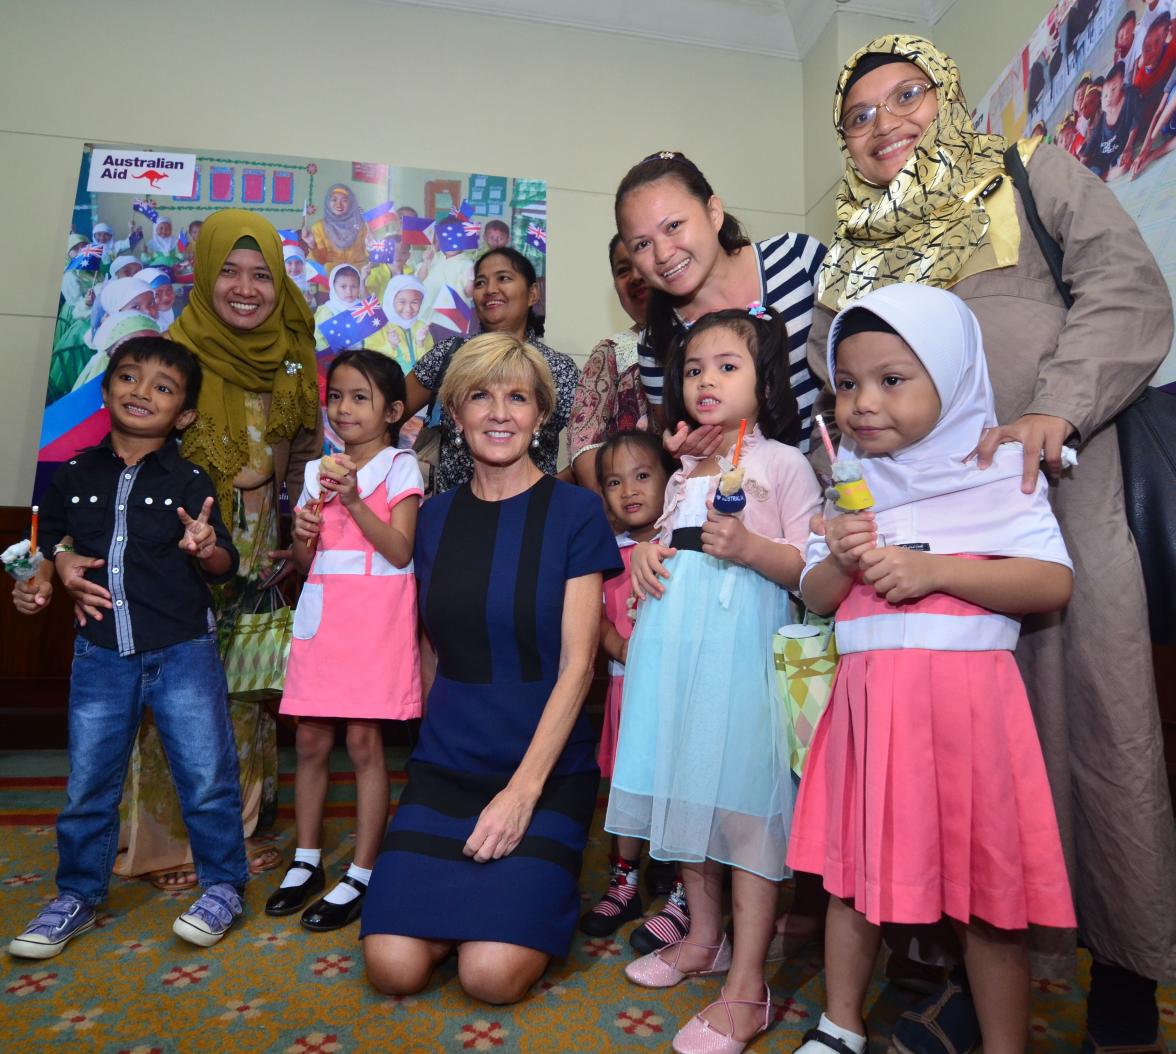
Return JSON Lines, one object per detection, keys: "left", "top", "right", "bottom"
{"left": 597, "top": 537, "right": 635, "bottom": 778}
{"left": 281, "top": 446, "right": 424, "bottom": 720}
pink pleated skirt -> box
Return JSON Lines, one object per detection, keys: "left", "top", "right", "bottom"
{"left": 787, "top": 646, "right": 1076, "bottom": 931}
{"left": 597, "top": 674, "right": 624, "bottom": 779}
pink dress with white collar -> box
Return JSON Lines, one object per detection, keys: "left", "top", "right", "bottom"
{"left": 280, "top": 446, "right": 424, "bottom": 719}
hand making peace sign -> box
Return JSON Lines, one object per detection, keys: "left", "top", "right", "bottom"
{"left": 176, "top": 496, "right": 218, "bottom": 561}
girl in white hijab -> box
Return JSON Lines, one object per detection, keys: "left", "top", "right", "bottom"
{"left": 369, "top": 274, "right": 433, "bottom": 372}
{"left": 146, "top": 216, "right": 179, "bottom": 258}
{"left": 789, "top": 284, "right": 1076, "bottom": 1054}
{"left": 313, "top": 263, "right": 367, "bottom": 352}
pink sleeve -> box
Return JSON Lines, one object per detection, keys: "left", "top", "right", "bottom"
{"left": 385, "top": 450, "right": 424, "bottom": 508}
{"left": 772, "top": 448, "right": 823, "bottom": 550}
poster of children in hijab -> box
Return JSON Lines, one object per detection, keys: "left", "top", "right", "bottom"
{"left": 971, "top": 0, "right": 1176, "bottom": 386}
{"left": 41, "top": 144, "right": 549, "bottom": 491}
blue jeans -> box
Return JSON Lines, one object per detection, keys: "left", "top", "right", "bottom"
{"left": 56, "top": 633, "right": 248, "bottom": 905}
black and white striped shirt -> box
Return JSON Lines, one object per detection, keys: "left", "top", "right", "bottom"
{"left": 637, "top": 232, "right": 826, "bottom": 451}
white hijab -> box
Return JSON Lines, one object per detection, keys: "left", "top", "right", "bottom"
{"left": 147, "top": 216, "right": 177, "bottom": 256}
{"left": 283, "top": 245, "right": 309, "bottom": 291}
{"left": 382, "top": 274, "right": 426, "bottom": 328}
{"left": 813, "top": 283, "right": 1071, "bottom": 566}
{"left": 99, "top": 275, "right": 153, "bottom": 316}
{"left": 325, "top": 263, "right": 363, "bottom": 315}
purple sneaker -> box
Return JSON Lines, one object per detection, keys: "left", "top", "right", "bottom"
{"left": 7, "top": 894, "right": 96, "bottom": 959}
{"left": 173, "top": 883, "right": 243, "bottom": 947}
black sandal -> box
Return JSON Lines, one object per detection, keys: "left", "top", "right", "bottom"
{"left": 799, "top": 1026, "right": 868, "bottom": 1054}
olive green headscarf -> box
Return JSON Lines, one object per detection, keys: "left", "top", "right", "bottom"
{"left": 169, "top": 209, "right": 318, "bottom": 519}
{"left": 817, "top": 35, "right": 1009, "bottom": 311}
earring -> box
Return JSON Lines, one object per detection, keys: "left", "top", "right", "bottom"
{"left": 452, "top": 430, "right": 463, "bottom": 448}
{"left": 531, "top": 431, "right": 541, "bottom": 449}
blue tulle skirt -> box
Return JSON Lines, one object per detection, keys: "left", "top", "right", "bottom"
{"left": 605, "top": 550, "right": 797, "bottom": 880}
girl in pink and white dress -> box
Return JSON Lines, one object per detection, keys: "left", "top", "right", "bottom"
{"left": 269, "top": 349, "right": 423, "bottom": 932}
{"left": 789, "top": 284, "right": 1076, "bottom": 1054}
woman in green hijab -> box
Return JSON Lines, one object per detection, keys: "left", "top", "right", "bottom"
{"left": 113, "top": 209, "right": 321, "bottom": 888}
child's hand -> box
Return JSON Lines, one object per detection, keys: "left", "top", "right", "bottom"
{"left": 823, "top": 511, "right": 877, "bottom": 574}
{"left": 701, "top": 504, "right": 750, "bottom": 564}
{"left": 292, "top": 504, "right": 322, "bottom": 546}
{"left": 84, "top": 289, "right": 96, "bottom": 307}
{"left": 859, "top": 546, "right": 939, "bottom": 604}
{"left": 320, "top": 453, "right": 360, "bottom": 508}
{"left": 12, "top": 576, "right": 52, "bottom": 614}
{"left": 54, "top": 551, "right": 111, "bottom": 625}
{"left": 663, "top": 421, "right": 724, "bottom": 461}
{"left": 631, "top": 540, "right": 677, "bottom": 601}
{"left": 176, "top": 497, "right": 218, "bottom": 560}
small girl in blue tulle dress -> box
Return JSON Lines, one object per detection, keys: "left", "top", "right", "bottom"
{"left": 605, "top": 307, "right": 822, "bottom": 1053}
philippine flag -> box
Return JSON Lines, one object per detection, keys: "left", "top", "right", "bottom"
{"left": 431, "top": 285, "right": 476, "bottom": 336}
{"left": 400, "top": 215, "right": 435, "bottom": 246}
{"left": 306, "top": 259, "right": 330, "bottom": 288}
{"left": 363, "top": 200, "right": 397, "bottom": 232}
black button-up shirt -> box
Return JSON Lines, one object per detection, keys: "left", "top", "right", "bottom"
{"left": 38, "top": 434, "right": 239, "bottom": 656}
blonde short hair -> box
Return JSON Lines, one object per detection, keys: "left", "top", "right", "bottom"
{"left": 439, "top": 332, "right": 556, "bottom": 423}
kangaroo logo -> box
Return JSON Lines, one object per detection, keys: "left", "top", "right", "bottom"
{"left": 133, "top": 169, "right": 168, "bottom": 189}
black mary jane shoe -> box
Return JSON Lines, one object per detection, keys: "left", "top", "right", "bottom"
{"left": 264, "top": 862, "right": 325, "bottom": 917}
{"left": 300, "top": 876, "right": 367, "bottom": 932}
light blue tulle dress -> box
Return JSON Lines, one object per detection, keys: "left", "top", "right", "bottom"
{"left": 604, "top": 475, "right": 798, "bottom": 880}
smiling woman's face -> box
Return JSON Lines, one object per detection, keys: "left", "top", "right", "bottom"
{"left": 842, "top": 60, "right": 938, "bottom": 187}
{"left": 211, "top": 248, "right": 277, "bottom": 331}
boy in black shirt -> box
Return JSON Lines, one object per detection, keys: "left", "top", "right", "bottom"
{"left": 8, "top": 337, "right": 250, "bottom": 959}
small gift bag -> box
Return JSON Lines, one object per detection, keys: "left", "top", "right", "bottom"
{"left": 773, "top": 616, "right": 838, "bottom": 779}
{"left": 222, "top": 587, "right": 293, "bottom": 702}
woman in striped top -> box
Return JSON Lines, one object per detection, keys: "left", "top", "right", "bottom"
{"left": 614, "top": 151, "right": 825, "bottom": 454}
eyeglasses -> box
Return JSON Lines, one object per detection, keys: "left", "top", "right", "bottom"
{"left": 839, "top": 80, "right": 935, "bottom": 137}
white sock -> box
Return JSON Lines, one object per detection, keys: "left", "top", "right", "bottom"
{"left": 322, "top": 863, "right": 371, "bottom": 905}
{"left": 279, "top": 848, "right": 322, "bottom": 889}
{"left": 795, "top": 1013, "right": 867, "bottom": 1054}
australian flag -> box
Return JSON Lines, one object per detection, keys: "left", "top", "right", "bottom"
{"left": 431, "top": 285, "right": 475, "bottom": 336}
{"left": 437, "top": 221, "right": 479, "bottom": 253}
{"left": 450, "top": 198, "right": 476, "bottom": 221}
{"left": 400, "top": 215, "right": 434, "bottom": 247}
{"left": 526, "top": 223, "right": 547, "bottom": 253}
{"left": 363, "top": 200, "right": 396, "bottom": 232}
{"left": 133, "top": 199, "right": 159, "bottom": 223}
{"left": 66, "top": 243, "right": 104, "bottom": 272}
{"left": 318, "top": 296, "right": 388, "bottom": 352}
{"left": 369, "top": 238, "right": 399, "bottom": 265}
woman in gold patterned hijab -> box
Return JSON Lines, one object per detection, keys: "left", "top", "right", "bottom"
{"left": 818, "top": 34, "right": 1008, "bottom": 311}
{"left": 806, "top": 33, "right": 1176, "bottom": 1054}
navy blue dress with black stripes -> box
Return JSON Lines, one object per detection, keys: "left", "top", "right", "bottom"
{"left": 361, "top": 476, "right": 622, "bottom": 956}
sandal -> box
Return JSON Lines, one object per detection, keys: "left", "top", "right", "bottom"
{"left": 672, "top": 983, "right": 773, "bottom": 1054}
{"left": 888, "top": 969, "right": 979, "bottom": 1054}
{"left": 798, "top": 1023, "right": 868, "bottom": 1054}
{"left": 1080, "top": 1037, "right": 1170, "bottom": 1054}
{"left": 625, "top": 935, "right": 732, "bottom": 988}
{"left": 247, "top": 841, "right": 281, "bottom": 876}
{"left": 146, "top": 868, "right": 198, "bottom": 891}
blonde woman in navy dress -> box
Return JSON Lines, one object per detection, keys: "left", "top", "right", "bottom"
{"left": 361, "top": 333, "right": 622, "bottom": 1004}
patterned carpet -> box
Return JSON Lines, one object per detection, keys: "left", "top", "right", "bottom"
{"left": 1, "top": 749, "right": 1173, "bottom": 1054}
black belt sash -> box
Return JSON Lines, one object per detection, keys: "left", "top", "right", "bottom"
{"left": 670, "top": 527, "right": 704, "bottom": 552}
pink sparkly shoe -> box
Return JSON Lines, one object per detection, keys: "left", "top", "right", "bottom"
{"left": 671, "top": 983, "right": 773, "bottom": 1053}
{"left": 624, "top": 935, "right": 732, "bottom": 988}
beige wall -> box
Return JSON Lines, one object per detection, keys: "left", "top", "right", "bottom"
{"left": 1, "top": 0, "right": 1050, "bottom": 505}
